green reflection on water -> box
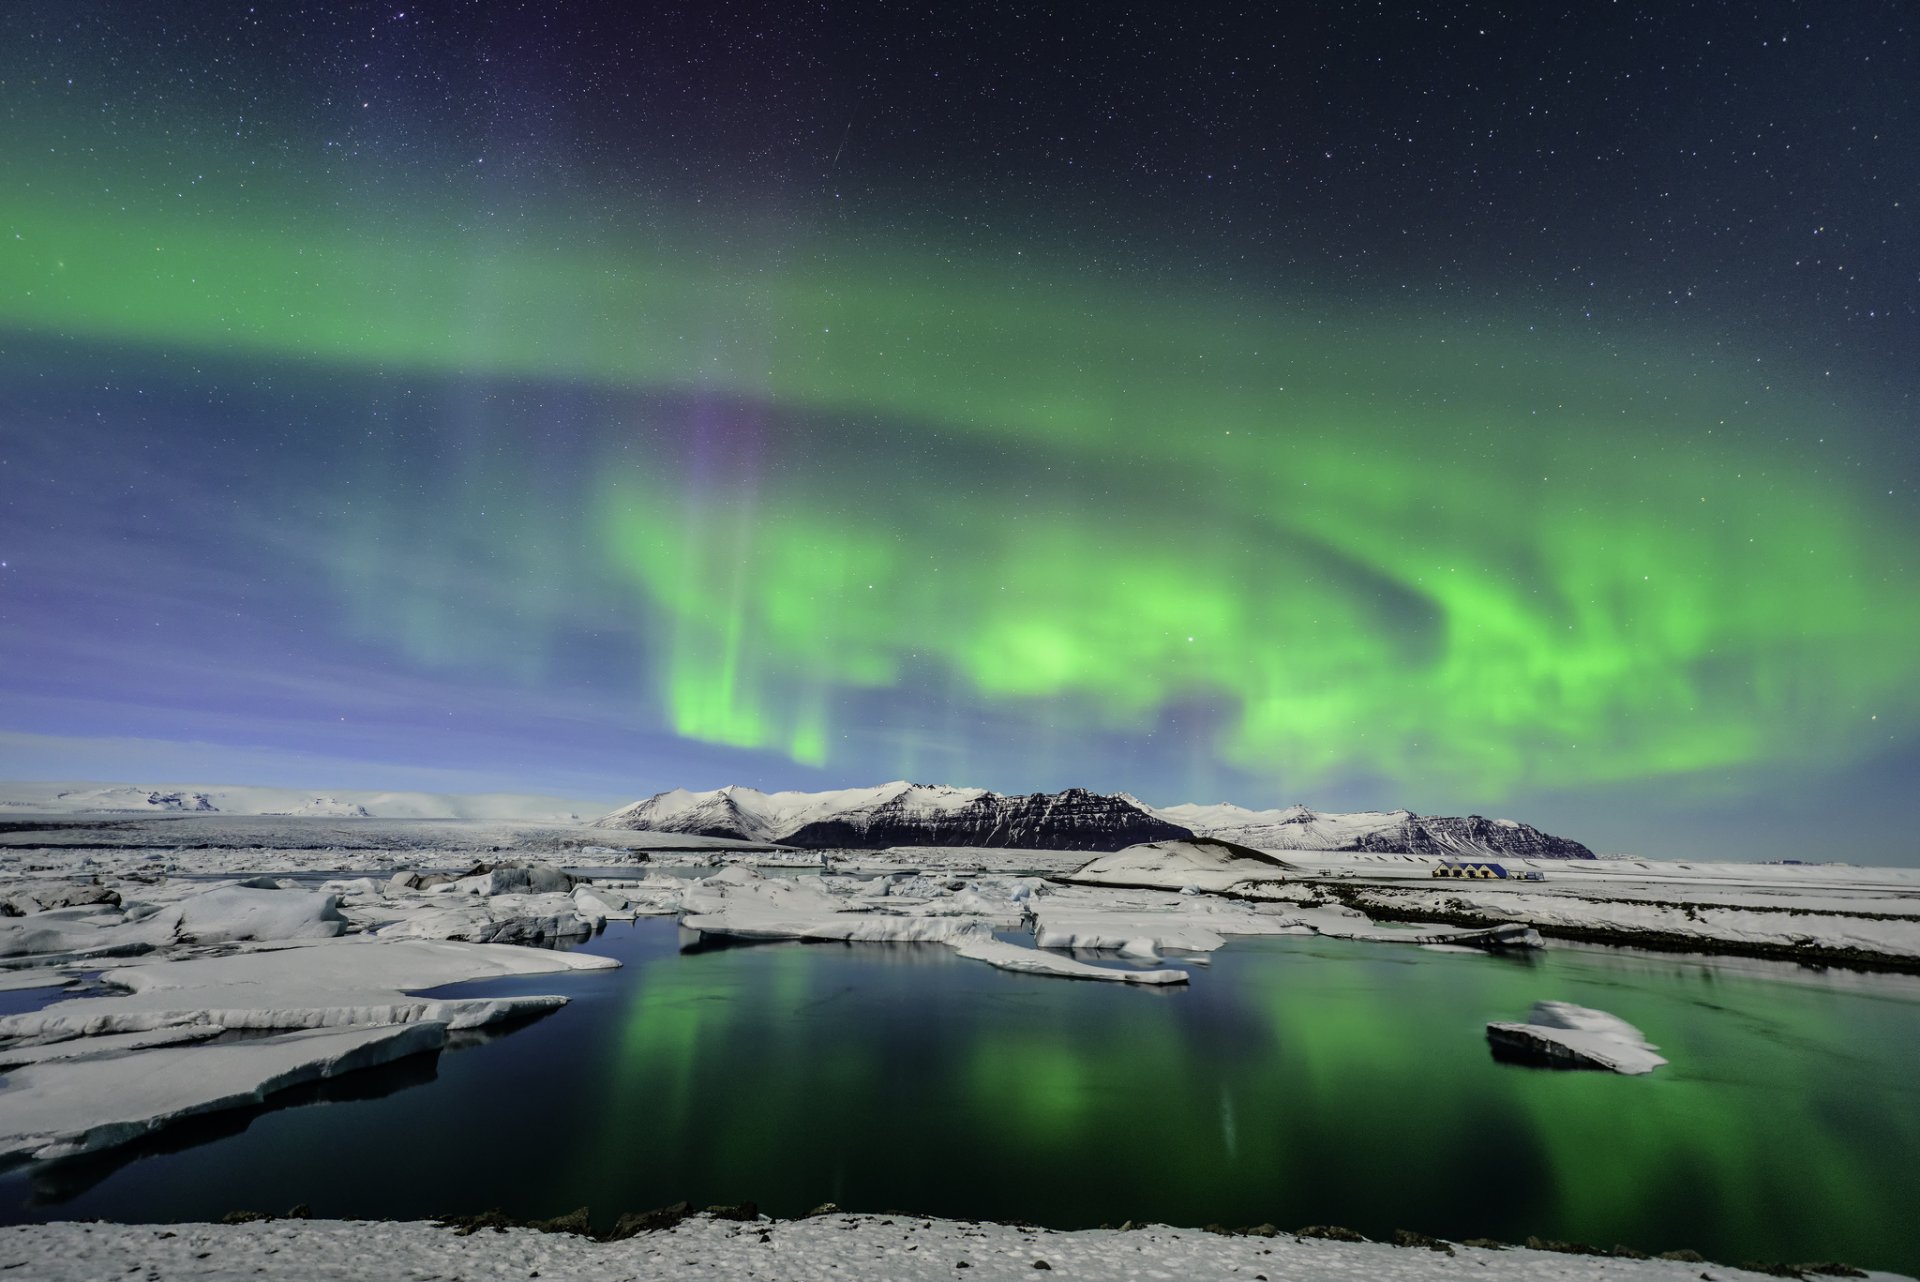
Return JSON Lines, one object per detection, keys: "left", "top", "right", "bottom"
{"left": 1218, "top": 942, "right": 1920, "bottom": 1265}
{"left": 583, "top": 932, "right": 1919, "bottom": 1272}
{"left": 10, "top": 928, "right": 1913, "bottom": 1274}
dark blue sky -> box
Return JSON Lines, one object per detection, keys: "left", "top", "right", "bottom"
{"left": 2, "top": 2, "right": 1916, "bottom": 861}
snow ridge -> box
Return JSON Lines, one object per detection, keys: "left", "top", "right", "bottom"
{"left": 1147, "top": 800, "right": 1595, "bottom": 859}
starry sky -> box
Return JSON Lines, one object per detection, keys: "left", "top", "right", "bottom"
{"left": 2, "top": 2, "right": 1916, "bottom": 860}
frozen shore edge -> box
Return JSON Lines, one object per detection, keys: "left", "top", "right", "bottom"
{"left": 1317, "top": 885, "right": 1920, "bottom": 974}
{"left": 2, "top": 1210, "right": 1909, "bottom": 1282}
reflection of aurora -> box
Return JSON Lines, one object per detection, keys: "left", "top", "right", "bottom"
{"left": 4, "top": 161, "right": 1914, "bottom": 797}
{"left": 551, "top": 934, "right": 1920, "bottom": 1269}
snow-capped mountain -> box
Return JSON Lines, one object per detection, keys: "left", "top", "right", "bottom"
{"left": 597, "top": 783, "right": 1596, "bottom": 857}
{"left": 594, "top": 782, "right": 1192, "bottom": 851}
{"left": 1144, "top": 800, "right": 1595, "bottom": 859}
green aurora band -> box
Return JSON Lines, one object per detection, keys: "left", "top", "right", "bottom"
{"left": 4, "top": 161, "right": 1913, "bottom": 797}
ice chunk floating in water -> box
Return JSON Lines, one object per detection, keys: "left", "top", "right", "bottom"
{"left": 1486, "top": 1000, "right": 1668, "bottom": 1075}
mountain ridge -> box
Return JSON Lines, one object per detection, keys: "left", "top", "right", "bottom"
{"left": 595, "top": 783, "right": 1596, "bottom": 858}
{"left": 594, "top": 780, "right": 1192, "bottom": 851}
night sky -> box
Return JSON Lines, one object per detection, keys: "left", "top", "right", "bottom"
{"left": 2, "top": 2, "right": 1916, "bottom": 860}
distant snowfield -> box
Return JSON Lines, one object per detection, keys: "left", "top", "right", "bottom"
{"left": 0, "top": 781, "right": 610, "bottom": 822}
{"left": 9, "top": 1214, "right": 1912, "bottom": 1282}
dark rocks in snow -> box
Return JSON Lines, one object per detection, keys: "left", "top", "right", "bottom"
{"left": 1392, "top": 1229, "right": 1455, "bottom": 1255}
{"left": 2, "top": 881, "right": 121, "bottom": 915}
{"left": 1294, "top": 1225, "right": 1368, "bottom": 1242}
{"left": 465, "top": 912, "right": 593, "bottom": 946}
{"left": 470, "top": 862, "right": 581, "bottom": 895}
{"left": 146, "top": 791, "right": 216, "bottom": 811}
{"left": 607, "top": 1202, "right": 695, "bottom": 1238}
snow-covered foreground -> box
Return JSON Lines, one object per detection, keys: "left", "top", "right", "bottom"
{"left": 4, "top": 1213, "right": 1909, "bottom": 1282}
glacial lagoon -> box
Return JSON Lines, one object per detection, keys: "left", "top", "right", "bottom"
{"left": 4, "top": 922, "right": 1917, "bottom": 1275}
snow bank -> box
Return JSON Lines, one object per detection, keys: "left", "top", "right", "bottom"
{"left": 0, "top": 1024, "right": 222, "bottom": 1068}
{"left": 1487, "top": 1001, "right": 1668, "bottom": 1075}
{"left": 1064, "top": 839, "right": 1297, "bottom": 891}
{"left": 372, "top": 891, "right": 594, "bottom": 945}
{"left": 1340, "top": 883, "right": 1920, "bottom": 965}
{"left": 0, "top": 884, "right": 348, "bottom": 958}
{"left": 172, "top": 886, "right": 347, "bottom": 943}
{"left": 0, "top": 907, "right": 173, "bottom": 960}
{"left": 1, "top": 881, "right": 119, "bottom": 915}
{"left": 322, "top": 862, "right": 604, "bottom": 944}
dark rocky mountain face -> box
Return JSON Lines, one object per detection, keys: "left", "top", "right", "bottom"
{"left": 781, "top": 787, "right": 1194, "bottom": 851}
{"left": 678, "top": 796, "right": 758, "bottom": 842}
{"left": 1346, "top": 814, "right": 1595, "bottom": 859}
{"left": 148, "top": 791, "right": 216, "bottom": 811}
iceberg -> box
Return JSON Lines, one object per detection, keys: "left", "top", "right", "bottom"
{"left": 1486, "top": 1001, "right": 1668, "bottom": 1075}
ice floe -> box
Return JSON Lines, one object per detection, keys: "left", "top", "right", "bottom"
{"left": 0, "top": 1022, "right": 448, "bottom": 1161}
{"left": 1486, "top": 1001, "right": 1668, "bottom": 1075}
{"left": 0, "top": 927, "right": 614, "bottom": 1158}
{"left": 1063, "top": 837, "right": 1298, "bottom": 891}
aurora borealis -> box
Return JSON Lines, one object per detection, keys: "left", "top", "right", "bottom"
{"left": 2, "top": 3, "right": 1916, "bottom": 858}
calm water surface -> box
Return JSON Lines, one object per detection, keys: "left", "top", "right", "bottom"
{"left": 3, "top": 922, "right": 1917, "bottom": 1274}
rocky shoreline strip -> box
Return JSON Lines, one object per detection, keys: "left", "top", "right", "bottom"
{"left": 2, "top": 1207, "right": 1904, "bottom": 1282}
{"left": 1321, "top": 886, "right": 1920, "bottom": 975}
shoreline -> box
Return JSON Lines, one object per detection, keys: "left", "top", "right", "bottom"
{"left": 1319, "top": 885, "right": 1920, "bottom": 975}
{"left": 2, "top": 1209, "right": 1909, "bottom": 1282}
